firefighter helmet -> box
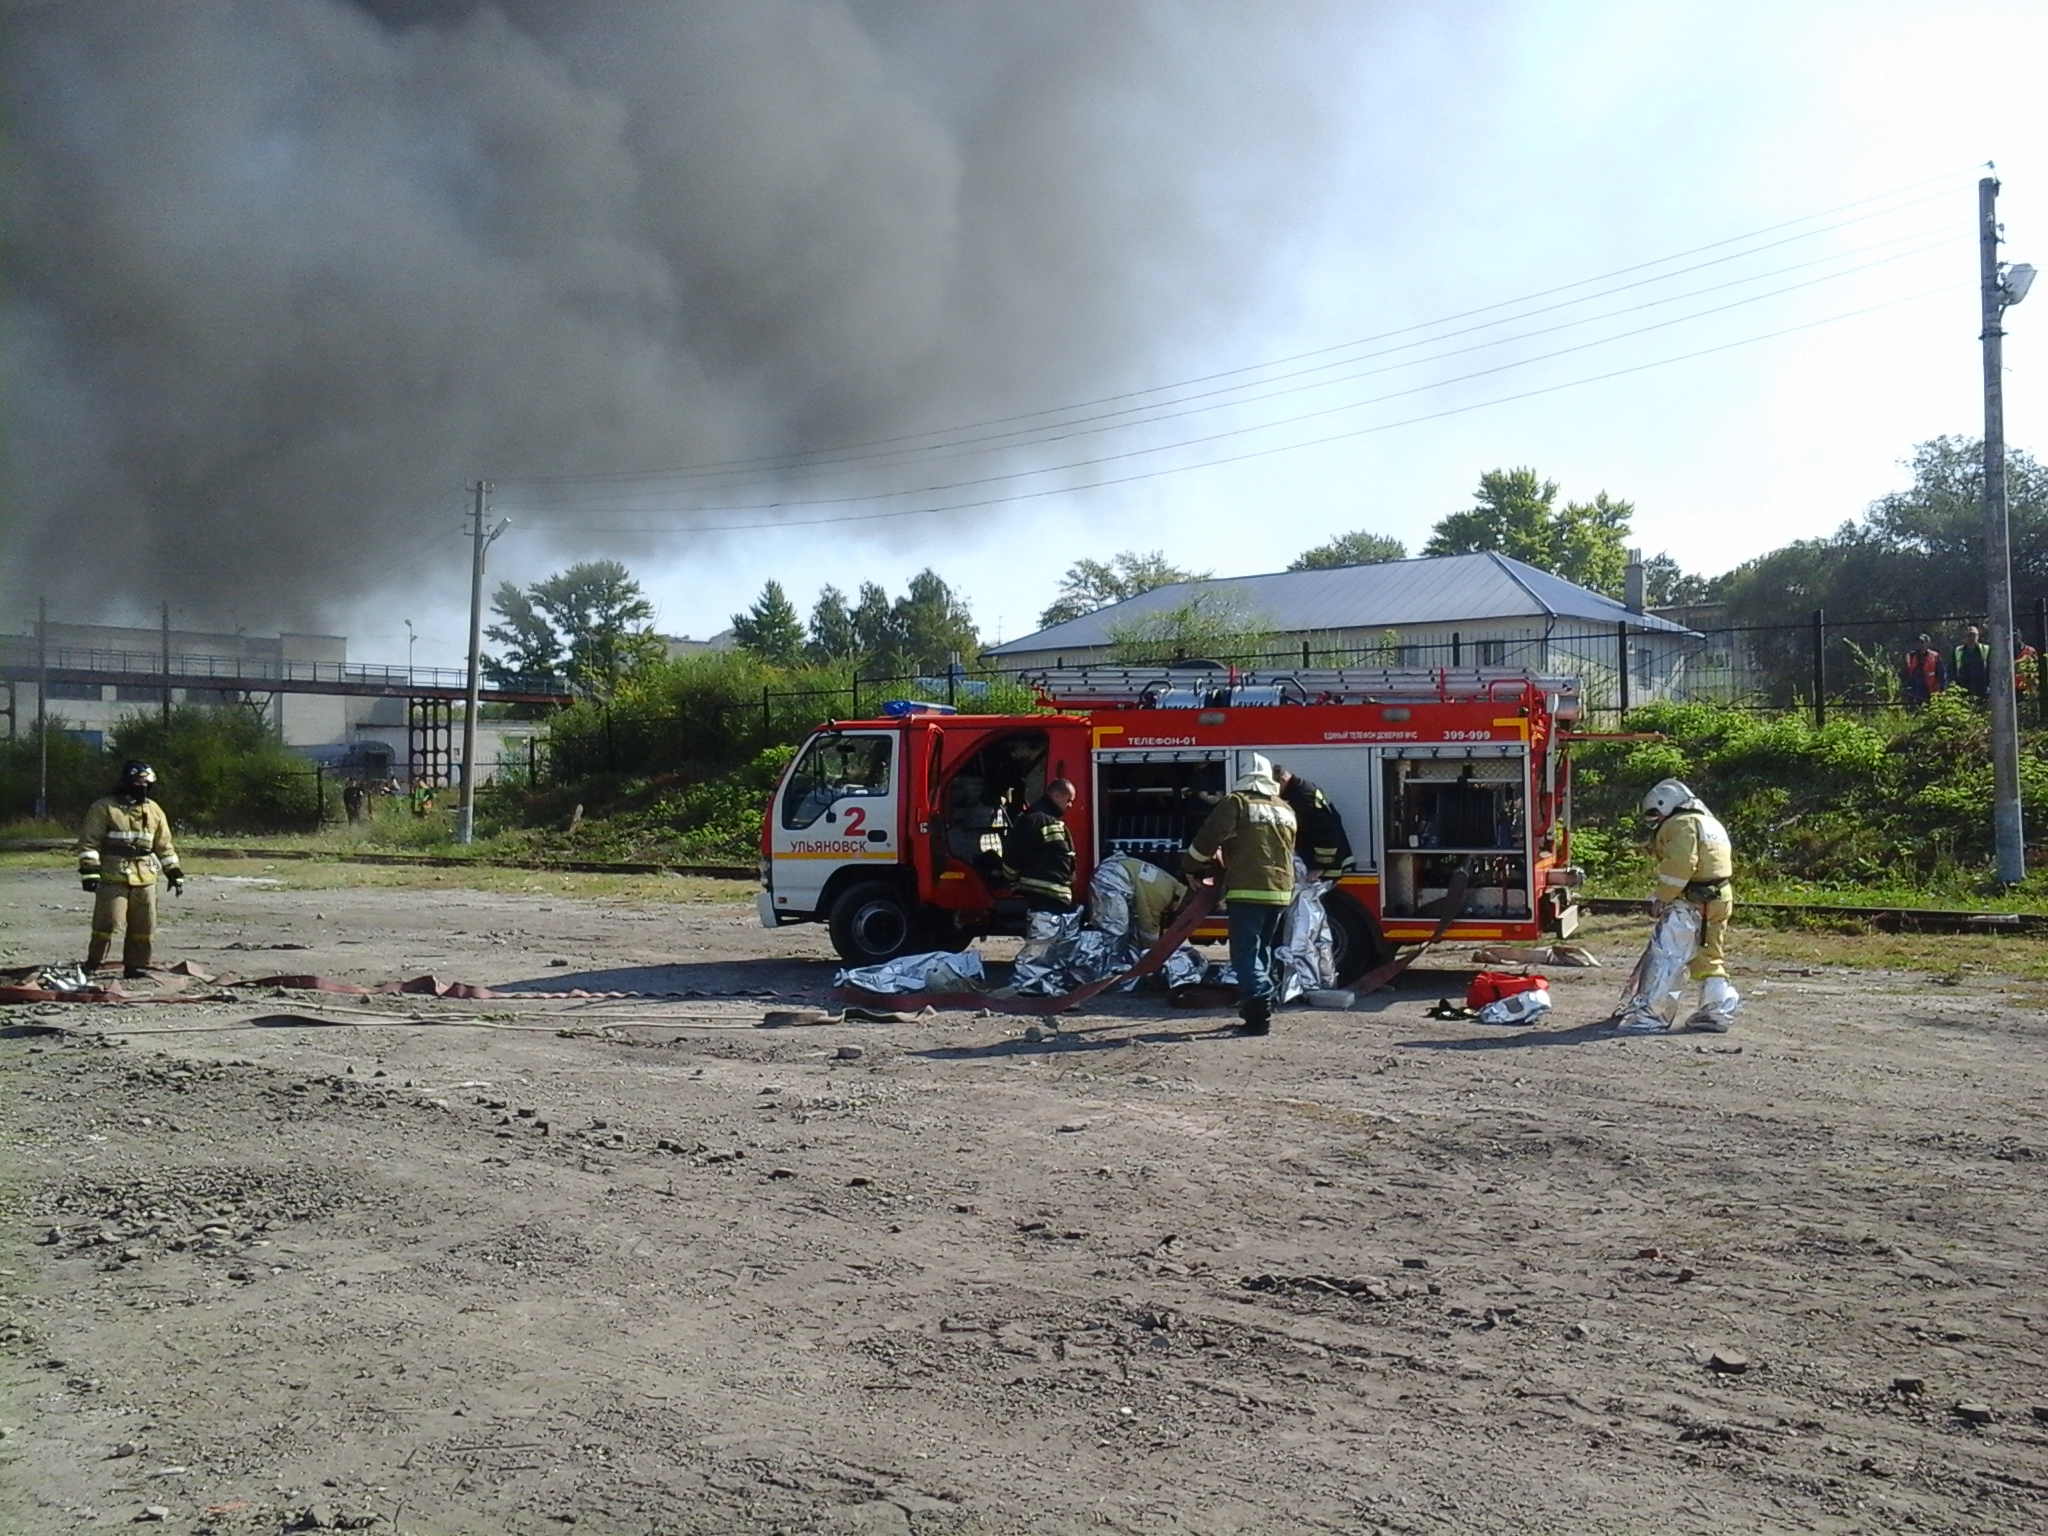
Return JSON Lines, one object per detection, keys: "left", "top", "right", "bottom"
{"left": 1640, "top": 778, "right": 1696, "bottom": 822}
{"left": 120, "top": 760, "right": 156, "bottom": 789}
{"left": 1233, "top": 752, "right": 1279, "bottom": 795}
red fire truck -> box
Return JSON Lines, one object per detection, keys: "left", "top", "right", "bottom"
{"left": 758, "top": 665, "right": 1585, "bottom": 983}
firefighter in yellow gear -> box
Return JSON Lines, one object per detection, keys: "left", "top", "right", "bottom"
{"left": 75, "top": 760, "right": 184, "bottom": 977}
{"left": 1184, "top": 753, "right": 1297, "bottom": 1035}
{"left": 1091, "top": 853, "right": 1189, "bottom": 946}
{"left": 1633, "top": 777, "right": 1738, "bottom": 1031}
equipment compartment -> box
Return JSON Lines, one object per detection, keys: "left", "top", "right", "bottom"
{"left": 1093, "top": 751, "right": 1226, "bottom": 870}
{"left": 1380, "top": 750, "right": 1530, "bottom": 919}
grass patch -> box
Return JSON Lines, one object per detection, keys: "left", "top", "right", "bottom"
{"left": 1573, "top": 912, "right": 2048, "bottom": 982}
{"left": 0, "top": 849, "right": 753, "bottom": 904}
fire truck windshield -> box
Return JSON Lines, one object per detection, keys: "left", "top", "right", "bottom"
{"left": 782, "top": 733, "right": 893, "bottom": 830}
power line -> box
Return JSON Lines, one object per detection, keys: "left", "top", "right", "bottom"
{"left": 497, "top": 168, "right": 1979, "bottom": 492}
{"left": 506, "top": 249, "right": 1960, "bottom": 519}
{"left": 517, "top": 281, "right": 1965, "bottom": 536}
{"left": 499, "top": 227, "right": 1949, "bottom": 512}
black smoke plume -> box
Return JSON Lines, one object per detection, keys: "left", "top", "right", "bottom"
{"left": 1, "top": 0, "right": 1356, "bottom": 629}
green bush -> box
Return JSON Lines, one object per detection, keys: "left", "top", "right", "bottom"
{"left": 1572, "top": 695, "right": 2048, "bottom": 891}
{"left": 0, "top": 723, "right": 109, "bottom": 823}
{"left": 108, "top": 706, "right": 320, "bottom": 833}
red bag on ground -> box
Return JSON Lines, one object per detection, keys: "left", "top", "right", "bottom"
{"left": 1465, "top": 971, "right": 1548, "bottom": 1010}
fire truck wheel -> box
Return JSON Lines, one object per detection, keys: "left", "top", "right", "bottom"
{"left": 1323, "top": 890, "right": 1390, "bottom": 986}
{"left": 828, "top": 880, "right": 928, "bottom": 967}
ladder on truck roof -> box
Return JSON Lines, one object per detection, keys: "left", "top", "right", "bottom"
{"left": 1024, "top": 665, "right": 1582, "bottom": 715}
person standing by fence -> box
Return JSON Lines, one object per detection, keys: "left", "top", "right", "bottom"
{"left": 1902, "top": 635, "right": 1946, "bottom": 708}
{"left": 1952, "top": 625, "right": 1992, "bottom": 701}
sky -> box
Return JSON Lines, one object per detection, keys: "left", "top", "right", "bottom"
{"left": 5, "top": 0, "right": 2047, "bottom": 669}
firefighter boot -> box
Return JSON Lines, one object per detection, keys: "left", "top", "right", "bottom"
{"left": 1684, "top": 976, "right": 1740, "bottom": 1032}
{"left": 1236, "top": 997, "right": 1272, "bottom": 1036}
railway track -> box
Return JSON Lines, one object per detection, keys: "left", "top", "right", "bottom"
{"left": 1578, "top": 895, "right": 2048, "bottom": 936}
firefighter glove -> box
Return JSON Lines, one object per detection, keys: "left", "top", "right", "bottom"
{"left": 81, "top": 874, "right": 99, "bottom": 894}
{"left": 166, "top": 867, "right": 186, "bottom": 895}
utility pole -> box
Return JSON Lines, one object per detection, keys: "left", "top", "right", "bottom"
{"left": 35, "top": 596, "right": 48, "bottom": 821}
{"left": 458, "top": 482, "right": 509, "bottom": 846}
{"left": 1980, "top": 174, "right": 2038, "bottom": 885}
{"left": 160, "top": 600, "right": 172, "bottom": 727}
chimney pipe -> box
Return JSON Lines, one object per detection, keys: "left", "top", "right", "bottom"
{"left": 1624, "top": 548, "right": 1645, "bottom": 614}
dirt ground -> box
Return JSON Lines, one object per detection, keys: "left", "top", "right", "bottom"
{"left": 2, "top": 863, "right": 2046, "bottom": 1536}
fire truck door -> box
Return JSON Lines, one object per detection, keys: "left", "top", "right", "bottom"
{"left": 769, "top": 728, "right": 901, "bottom": 917}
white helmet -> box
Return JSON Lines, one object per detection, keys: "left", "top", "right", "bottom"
{"left": 1233, "top": 752, "right": 1279, "bottom": 795}
{"left": 1640, "top": 778, "right": 1698, "bottom": 822}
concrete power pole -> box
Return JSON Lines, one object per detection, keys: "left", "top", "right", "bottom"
{"left": 457, "top": 482, "right": 508, "bottom": 846}
{"left": 1980, "top": 175, "right": 2037, "bottom": 885}
{"left": 35, "top": 596, "right": 48, "bottom": 821}
{"left": 160, "top": 600, "right": 172, "bottom": 728}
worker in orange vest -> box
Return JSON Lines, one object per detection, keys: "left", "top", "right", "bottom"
{"left": 1901, "top": 635, "right": 1946, "bottom": 708}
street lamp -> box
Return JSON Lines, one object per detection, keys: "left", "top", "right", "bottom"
{"left": 1979, "top": 176, "right": 2032, "bottom": 885}
{"left": 404, "top": 619, "right": 417, "bottom": 679}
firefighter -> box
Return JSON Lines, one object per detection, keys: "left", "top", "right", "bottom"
{"left": 1183, "top": 753, "right": 1297, "bottom": 1036}
{"left": 75, "top": 760, "right": 185, "bottom": 977}
{"left": 1273, "top": 766, "right": 1353, "bottom": 877}
{"left": 1088, "top": 853, "right": 1189, "bottom": 948}
{"left": 1616, "top": 778, "right": 1739, "bottom": 1033}
{"left": 1001, "top": 778, "right": 1077, "bottom": 913}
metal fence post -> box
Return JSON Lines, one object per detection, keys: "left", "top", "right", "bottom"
{"left": 2037, "top": 596, "right": 2048, "bottom": 725}
{"left": 1616, "top": 622, "right": 1629, "bottom": 719}
{"left": 1812, "top": 608, "right": 1826, "bottom": 729}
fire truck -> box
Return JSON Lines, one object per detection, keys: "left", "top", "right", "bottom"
{"left": 758, "top": 665, "right": 1585, "bottom": 984}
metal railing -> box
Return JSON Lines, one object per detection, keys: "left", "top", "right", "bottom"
{"left": 0, "top": 639, "right": 568, "bottom": 696}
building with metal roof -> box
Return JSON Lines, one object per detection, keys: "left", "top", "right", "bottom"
{"left": 986, "top": 552, "right": 1704, "bottom": 709}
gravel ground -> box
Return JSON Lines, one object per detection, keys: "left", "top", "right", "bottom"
{"left": 2, "top": 864, "right": 2046, "bottom": 1536}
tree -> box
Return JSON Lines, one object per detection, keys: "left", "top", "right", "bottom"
{"left": 1642, "top": 553, "right": 1722, "bottom": 608}
{"left": 890, "top": 569, "right": 981, "bottom": 674}
{"left": 1719, "top": 437, "right": 2048, "bottom": 630}
{"left": 1423, "top": 468, "right": 1634, "bottom": 596}
{"left": 482, "top": 581, "right": 565, "bottom": 688}
{"left": 1288, "top": 530, "right": 1407, "bottom": 570}
{"left": 806, "top": 585, "right": 859, "bottom": 663}
{"left": 485, "top": 560, "right": 662, "bottom": 699}
{"left": 1038, "top": 550, "right": 1206, "bottom": 628}
{"left": 1106, "top": 588, "right": 1272, "bottom": 664}
{"left": 730, "top": 580, "right": 805, "bottom": 666}
{"left": 850, "top": 582, "right": 896, "bottom": 662}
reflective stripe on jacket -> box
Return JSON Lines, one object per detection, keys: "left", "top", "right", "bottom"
{"left": 1652, "top": 807, "right": 1733, "bottom": 899}
{"left": 1002, "top": 799, "right": 1075, "bottom": 905}
{"left": 1281, "top": 777, "right": 1352, "bottom": 873}
{"left": 76, "top": 796, "right": 180, "bottom": 887}
{"left": 1184, "top": 792, "right": 1297, "bottom": 905}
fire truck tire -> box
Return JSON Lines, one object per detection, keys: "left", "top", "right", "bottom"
{"left": 827, "top": 880, "right": 929, "bottom": 967}
{"left": 1323, "top": 889, "right": 1390, "bottom": 986}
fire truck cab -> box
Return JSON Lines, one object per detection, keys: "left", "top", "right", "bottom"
{"left": 760, "top": 666, "right": 1584, "bottom": 984}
